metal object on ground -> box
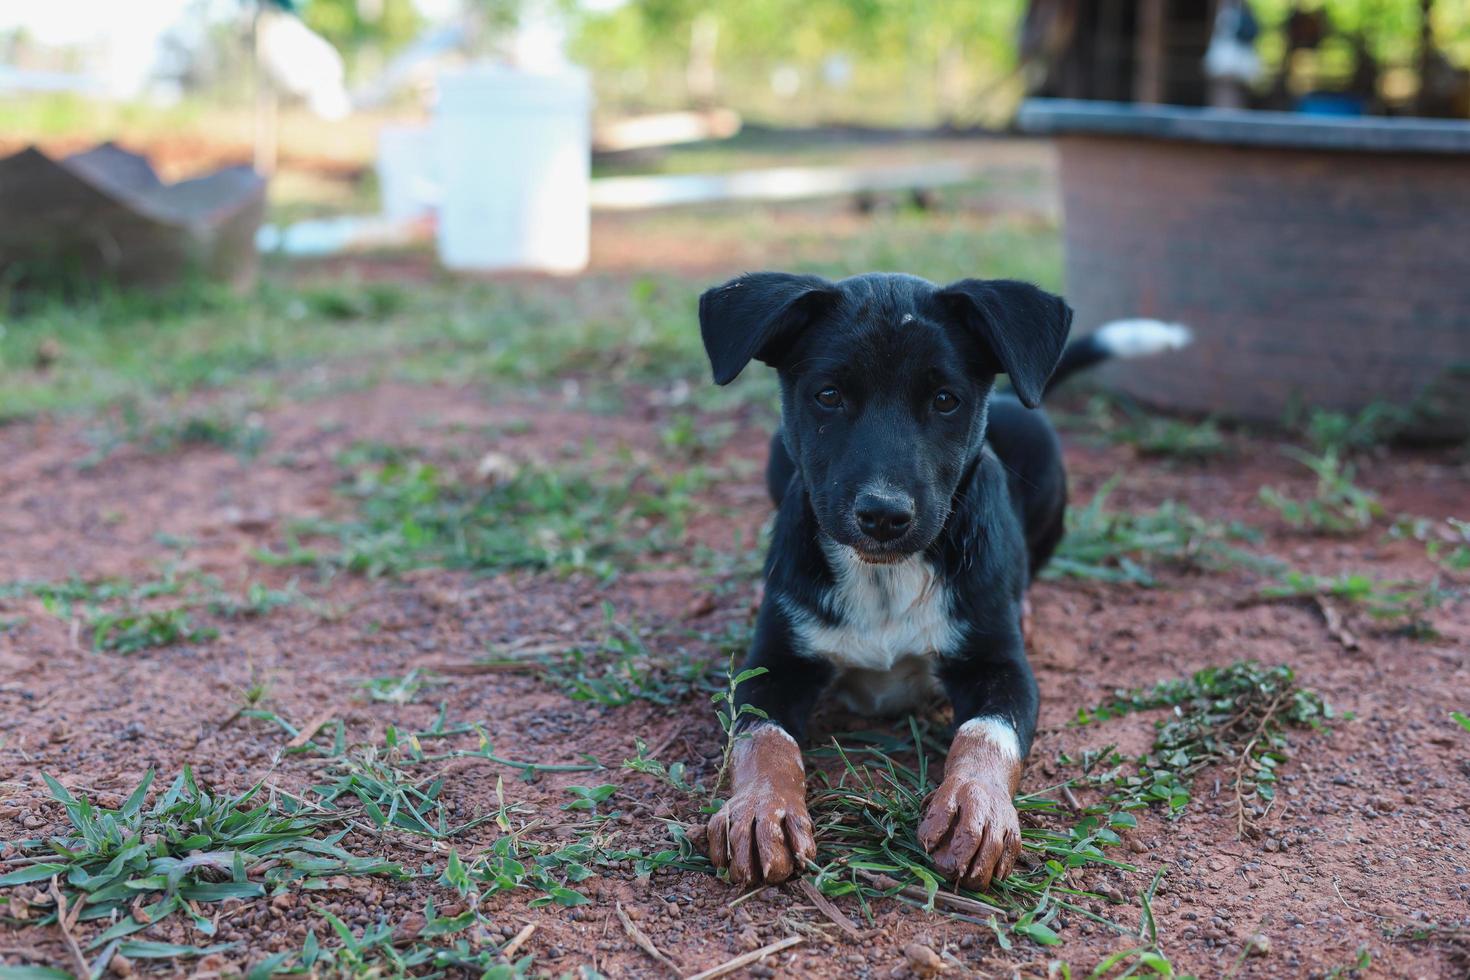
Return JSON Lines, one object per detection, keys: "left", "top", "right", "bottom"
{"left": 1021, "top": 98, "right": 1470, "bottom": 440}
{"left": 0, "top": 143, "right": 266, "bottom": 291}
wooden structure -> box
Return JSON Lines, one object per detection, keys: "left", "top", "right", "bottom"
{"left": 1021, "top": 98, "right": 1470, "bottom": 440}
{"left": 0, "top": 144, "right": 266, "bottom": 291}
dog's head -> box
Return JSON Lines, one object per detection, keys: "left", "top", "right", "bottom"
{"left": 699, "top": 272, "right": 1071, "bottom": 563}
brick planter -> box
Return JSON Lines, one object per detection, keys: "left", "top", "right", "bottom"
{"left": 1020, "top": 99, "right": 1470, "bottom": 440}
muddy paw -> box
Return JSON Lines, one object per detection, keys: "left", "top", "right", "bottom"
{"left": 707, "top": 792, "right": 815, "bottom": 887}
{"left": 705, "top": 726, "right": 814, "bottom": 886}
{"left": 917, "top": 777, "right": 1021, "bottom": 892}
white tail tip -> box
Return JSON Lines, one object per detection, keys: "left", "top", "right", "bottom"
{"left": 1094, "top": 319, "right": 1193, "bottom": 358}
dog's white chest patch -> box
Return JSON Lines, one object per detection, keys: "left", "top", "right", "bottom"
{"left": 780, "top": 542, "right": 962, "bottom": 714}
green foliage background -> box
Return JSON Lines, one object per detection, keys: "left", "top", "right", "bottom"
{"left": 124, "top": 0, "right": 1470, "bottom": 125}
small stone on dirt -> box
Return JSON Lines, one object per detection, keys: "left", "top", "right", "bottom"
{"left": 475, "top": 451, "right": 520, "bottom": 486}
{"left": 394, "top": 913, "right": 427, "bottom": 941}
{"left": 903, "top": 943, "right": 945, "bottom": 977}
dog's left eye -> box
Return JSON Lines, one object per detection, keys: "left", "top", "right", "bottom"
{"left": 933, "top": 390, "right": 960, "bottom": 414}
{"left": 815, "top": 387, "right": 843, "bottom": 409}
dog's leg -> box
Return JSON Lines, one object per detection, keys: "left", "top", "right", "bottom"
{"left": 706, "top": 631, "right": 831, "bottom": 887}
{"left": 921, "top": 630, "right": 1037, "bottom": 891}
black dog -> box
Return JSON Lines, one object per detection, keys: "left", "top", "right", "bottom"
{"left": 697, "top": 271, "right": 1189, "bottom": 890}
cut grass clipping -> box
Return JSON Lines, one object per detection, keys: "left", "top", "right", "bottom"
{"left": 264, "top": 444, "right": 701, "bottom": 580}
{"left": 626, "top": 660, "right": 1326, "bottom": 959}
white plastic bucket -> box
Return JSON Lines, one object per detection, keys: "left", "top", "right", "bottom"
{"left": 377, "top": 123, "right": 438, "bottom": 221}
{"left": 434, "top": 66, "right": 591, "bottom": 273}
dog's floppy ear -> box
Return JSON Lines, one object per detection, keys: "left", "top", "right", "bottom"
{"left": 936, "top": 279, "right": 1073, "bottom": 408}
{"left": 699, "top": 272, "right": 839, "bottom": 385}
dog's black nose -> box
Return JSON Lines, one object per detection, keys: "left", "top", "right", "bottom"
{"left": 855, "top": 492, "right": 914, "bottom": 542}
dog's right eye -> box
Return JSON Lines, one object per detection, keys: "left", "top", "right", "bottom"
{"left": 815, "top": 387, "right": 843, "bottom": 409}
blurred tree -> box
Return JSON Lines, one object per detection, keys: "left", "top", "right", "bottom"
{"left": 301, "top": 0, "right": 422, "bottom": 69}
{"left": 1251, "top": 0, "right": 1469, "bottom": 112}
{"left": 567, "top": 0, "right": 1028, "bottom": 126}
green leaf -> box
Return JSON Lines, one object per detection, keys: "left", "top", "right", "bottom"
{"left": 115, "top": 940, "right": 238, "bottom": 959}
{"left": 120, "top": 770, "right": 156, "bottom": 819}
{"left": 41, "top": 773, "right": 78, "bottom": 806}
{"left": 245, "top": 951, "right": 295, "bottom": 980}
{"left": 1013, "top": 920, "right": 1061, "bottom": 946}
{"left": 0, "top": 863, "right": 70, "bottom": 885}
{"left": 180, "top": 881, "right": 265, "bottom": 902}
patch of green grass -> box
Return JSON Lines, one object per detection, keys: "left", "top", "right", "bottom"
{"left": 1046, "top": 478, "right": 1277, "bottom": 586}
{"left": 1321, "top": 946, "right": 1374, "bottom": 979}
{"left": 1114, "top": 414, "right": 1228, "bottom": 461}
{"left": 1453, "top": 711, "right": 1470, "bottom": 734}
{"left": 244, "top": 906, "right": 534, "bottom": 979}
{"left": 1060, "top": 871, "right": 1177, "bottom": 978}
{"left": 89, "top": 607, "right": 218, "bottom": 653}
{"left": 313, "top": 725, "right": 499, "bottom": 842}
{"left": 812, "top": 661, "right": 1326, "bottom": 937}
{"left": 1258, "top": 571, "right": 1455, "bottom": 640}
{"left": 547, "top": 603, "right": 717, "bottom": 706}
{"left": 0, "top": 767, "right": 407, "bottom": 961}
{"left": 1259, "top": 447, "right": 1382, "bottom": 535}
{"left": 0, "top": 572, "right": 306, "bottom": 653}
{"left": 1297, "top": 405, "right": 1407, "bottom": 454}
{"left": 624, "top": 738, "right": 700, "bottom": 795}
{"left": 79, "top": 402, "right": 271, "bottom": 468}
{"left": 273, "top": 449, "right": 703, "bottom": 580}
{"left": 1050, "top": 479, "right": 1454, "bottom": 636}
{"left": 360, "top": 668, "right": 443, "bottom": 705}
{"left": 1061, "top": 396, "right": 1229, "bottom": 462}
{"left": 443, "top": 806, "right": 702, "bottom": 918}
{"left": 1392, "top": 516, "right": 1470, "bottom": 574}
{"left": 658, "top": 409, "right": 736, "bottom": 461}
{"left": 297, "top": 282, "right": 410, "bottom": 321}
{"left": 794, "top": 721, "right": 1130, "bottom": 946}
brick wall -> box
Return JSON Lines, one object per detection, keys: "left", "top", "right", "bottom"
{"left": 1056, "top": 134, "right": 1470, "bottom": 437}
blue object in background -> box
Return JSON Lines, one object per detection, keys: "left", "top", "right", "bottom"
{"left": 1297, "top": 92, "right": 1366, "bottom": 116}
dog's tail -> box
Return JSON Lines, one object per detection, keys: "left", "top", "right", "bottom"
{"left": 1045, "top": 319, "right": 1192, "bottom": 397}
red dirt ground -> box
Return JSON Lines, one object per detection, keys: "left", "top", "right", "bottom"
{"left": 2, "top": 380, "right": 1468, "bottom": 978}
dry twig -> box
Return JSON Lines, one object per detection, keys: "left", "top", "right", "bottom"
{"left": 855, "top": 870, "right": 1006, "bottom": 917}
{"left": 796, "top": 878, "right": 865, "bottom": 942}
{"left": 683, "top": 935, "right": 804, "bottom": 980}
{"left": 49, "top": 877, "right": 89, "bottom": 978}
{"left": 1313, "top": 596, "right": 1360, "bottom": 651}
{"left": 286, "top": 706, "right": 340, "bottom": 749}
{"left": 617, "top": 901, "right": 682, "bottom": 974}
{"left": 502, "top": 922, "right": 537, "bottom": 957}
{"left": 1232, "top": 690, "right": 1290, "bottom": 838}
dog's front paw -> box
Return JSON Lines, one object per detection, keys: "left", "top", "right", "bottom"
{"left": 918, "top": 777, "right": 1021, "bottom": 891}
{"left": 705, "top": 726, "right": 814, "bottom": 887}
{"left": 707, "top": 790, "right": 815, "bottom": 887}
